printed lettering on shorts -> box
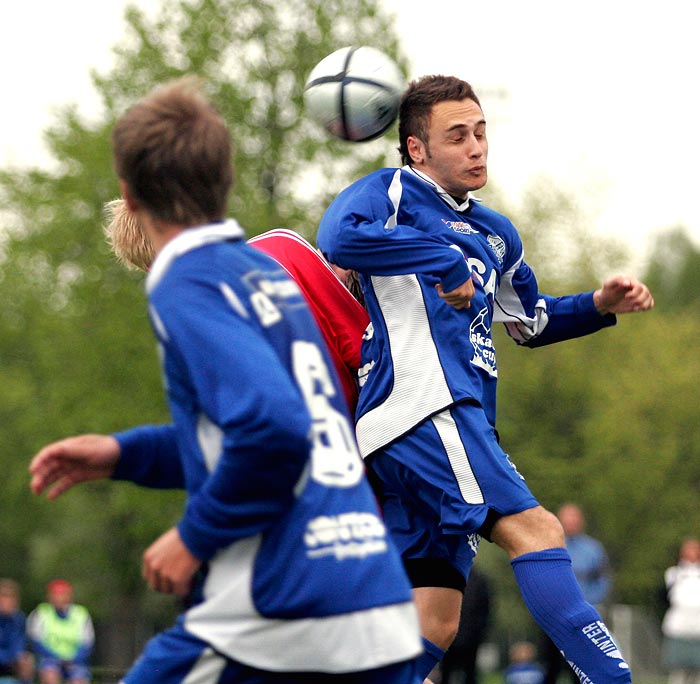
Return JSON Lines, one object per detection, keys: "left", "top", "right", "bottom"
{"left": 304, "top": 512, "right": 388, "bottom": 560}
{"left": 467, "top": 533, "right": 481, "bottom": 556}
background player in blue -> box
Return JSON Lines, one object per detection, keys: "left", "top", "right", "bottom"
{"left": 317, "top": 75, "right": 654, "bottom": 683}
{"left": 29, "top": 76, "right": 422, "bottom": 684}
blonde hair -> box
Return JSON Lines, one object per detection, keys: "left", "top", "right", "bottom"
{"left": 103, "top": 198, "right": 154, "bottom": 272}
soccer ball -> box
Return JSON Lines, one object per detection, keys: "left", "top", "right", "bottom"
{"left": 304, "top": 46, "right": 405, "bottom": 143}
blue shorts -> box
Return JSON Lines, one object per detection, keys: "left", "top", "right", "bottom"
{"left": 38, "top": 657, "right": 90, "bottom": 683}
{"left": 123, "top": 619, "right": 421, "bottom": 684}
{"left": 369, "top": 401, "right": 539, "bottom": 581}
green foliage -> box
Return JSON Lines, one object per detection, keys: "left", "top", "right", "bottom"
{"left": 643, "top": 227, "right": 700, "bottom": 310}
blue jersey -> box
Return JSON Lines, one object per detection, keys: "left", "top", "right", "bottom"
{"left": 566, "top": 533, "right": 611, "bottom": 606}
{"left": 112, "top": 220, "right": 420, "bottom": 673}
{"left": 0, "top": 611, "right": 26, "bottom": 665}
{"left": 317, "top": 167, "right": 615, "bottom": 457}
{"left": 504, "top": 662, "right": 546, "bottom": 684}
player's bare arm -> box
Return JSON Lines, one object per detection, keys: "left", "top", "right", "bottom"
{"left": 29, "top": 434, "right": 120, "bottom": 499}
{"left": 436, "top": 277, "right": 475, "bottom": 310}
{"left": 593, "top": 275, "right": 655, "bottom": 315}
{"left": 142, "top": 527, "right": 201, "bottom": 597}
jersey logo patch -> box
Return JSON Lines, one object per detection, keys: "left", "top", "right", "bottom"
{"left": 487, "top": 234, "right": 506, "bottom": 265}
{"left": 441, "top": 218, "right": 479, "bottom": 235}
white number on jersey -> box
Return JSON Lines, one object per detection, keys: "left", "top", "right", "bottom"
{"left": 293, "top": 341, "right": 363, "bottom": 487}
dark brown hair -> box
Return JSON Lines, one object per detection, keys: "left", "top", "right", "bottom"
{"left": 112, "top": 76, "right": 233, "bottom": 226}
{"left": 398, "top": 75, "right": 481, "bottom": 166}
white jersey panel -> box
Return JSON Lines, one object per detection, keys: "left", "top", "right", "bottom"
{"left": 495, "top": 255, "right": 550, "bottom": 342}
{"left": 356, "top": 273, "right": 453, "bottom": 457}
{"left": 184, "top": 535, "right": 421, "bottom": 672}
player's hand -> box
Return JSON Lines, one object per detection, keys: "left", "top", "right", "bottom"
{"left": 142, "top": 527, "right": 201, "bottom": 597}
{"left": 29, "top": 434, "right": 121, "bottom": 499}
{"left": 436, "top": 277, "right": 475, "bottom": 310}
{"left": 593, "top": 276, "right": 654, "bottom": 315}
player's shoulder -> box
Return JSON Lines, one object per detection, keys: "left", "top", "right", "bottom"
{"left": 249, "top": 228, "right": 319, "bottom": 262}
{"left": 469, "top": 197, "right": 514, "bottom": 229}
{"left": 469, "top": 198, "right": 522, "bottom": 250}
{"left": 249, "top": 227, "right": 312, "bottom": 249}
{"left": 341, "top": 167, "right": 402, "bottom": 194}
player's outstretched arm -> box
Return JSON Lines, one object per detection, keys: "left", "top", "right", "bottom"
{"left": 593, "top": 276, "right": 655, "bottom": 315}
{"left": 29, "top": 434, "right": 120, "bottom": 500}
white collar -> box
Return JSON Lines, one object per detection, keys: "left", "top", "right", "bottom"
{"left": 146, "top": 219, "right": 245, "bottom": 292}
{"left": 403, "top": 165, "right": 476, "bottom": 212}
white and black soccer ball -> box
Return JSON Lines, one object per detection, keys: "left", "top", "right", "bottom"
{"left": 304, "top": 46, "right": 405, "bottom": 143}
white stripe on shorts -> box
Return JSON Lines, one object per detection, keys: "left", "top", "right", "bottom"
{"left": 183, "top": 647, "right": 227, "bottom": 684}
{"left": 431, "top": 410, "right": 485, "bottom": 504}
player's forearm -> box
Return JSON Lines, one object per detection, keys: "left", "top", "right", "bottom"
{"left": 520, "top": 292, "right": 616, "bottom": 347}
{"left": 112, "top": 424, "right": 185, "bottom": 488}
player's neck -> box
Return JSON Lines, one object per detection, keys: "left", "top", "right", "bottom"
{"left": 143, "top": 215, "right": 188, "bottom": 257}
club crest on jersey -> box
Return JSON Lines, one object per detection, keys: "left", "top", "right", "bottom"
{"left": 441, "top": 218, "right": 479, "bottom": 235}
{"left": 487, "top": 235, "right": 506, "bottom": 264}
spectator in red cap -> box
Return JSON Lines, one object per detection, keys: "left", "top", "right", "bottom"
{"left": 27, "top": 580, "right": 94, "bottom": 684}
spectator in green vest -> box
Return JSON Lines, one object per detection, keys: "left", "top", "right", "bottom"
{"left": 27, "top": 580, "right": 94, "bottom": 684}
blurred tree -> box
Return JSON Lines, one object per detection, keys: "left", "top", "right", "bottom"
{"left": 0, "top": 0, "right": 406, "bottom": 666}
{"left": 643, "top": 227, "right": 700, "bottom": 310}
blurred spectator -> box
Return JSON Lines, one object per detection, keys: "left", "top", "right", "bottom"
{"left": 439, "top": 567, "right": 493, "bottom": 684}
{"left": 0, "top": 579, "right": 33, "bottom": 683}
{"left": 504, "top": 641, "right": 545, "bottom": 684}
{"left": 542, "top": 503, "right": 612, "bottom": 684}
{"left": 27, "top": 580, "right": 94, "bottom": 684}
{"left": 661, "top": 537, "right": 700, "bottom": 684}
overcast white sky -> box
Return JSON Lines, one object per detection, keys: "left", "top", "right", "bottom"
{"left": 2, "top": 0, "right": 698, "bottom": 268}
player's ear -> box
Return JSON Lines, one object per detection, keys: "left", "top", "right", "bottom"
{"left": 407, "top": 136, "right": 425, "bottom": 165}
{"left": 119, "top": 179, "right": 140, "bottom": 214}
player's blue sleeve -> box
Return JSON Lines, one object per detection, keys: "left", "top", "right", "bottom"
{"left": 496, "top": 256, "right": 616, "bottom": 347}
{"left": 521, "top": 292, "right": 616, "bottom": 347}
{"left": 111, "top": 424, "right": 185, "bottom": 489}
{"left": 318, "top": 177, "right": 472, "bottom": 292}
{"left": 153, "top": 277, "right": 312, "bottom": 562}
